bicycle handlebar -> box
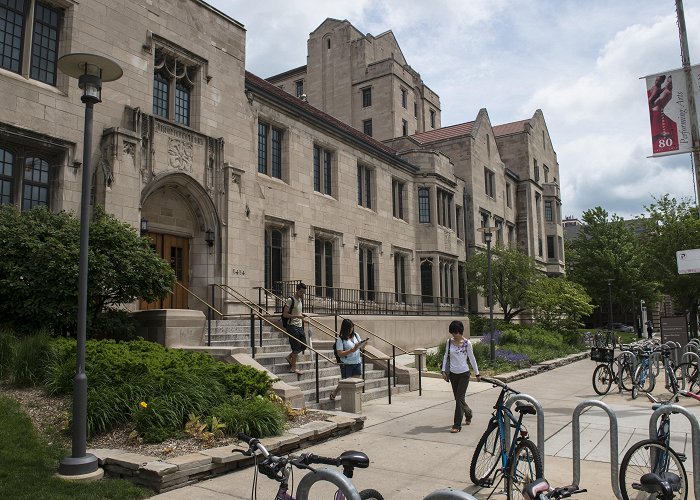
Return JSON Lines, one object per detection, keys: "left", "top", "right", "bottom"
{"left": 481, "top": 376, "right": 520, "bottom": 395}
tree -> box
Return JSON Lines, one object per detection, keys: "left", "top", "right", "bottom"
{"left": 566, "top": 207, "right": 658, "bottom": 326}
{"left": 640, "top": 195, "right": 700, "bottom": 337}
{"left": 0, "top": 205, "right": 175, "bottom": 335}
{"left": 527, "top": 277, "right": 594, "bottom": 332}
{"left": 465, "top": 245, "right": 539, "bottom": 322}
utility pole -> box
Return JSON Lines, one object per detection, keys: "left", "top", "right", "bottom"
{"left": 675, "top": 0, "right": 700, "bottom": 210}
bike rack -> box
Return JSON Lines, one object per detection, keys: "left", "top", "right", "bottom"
{"left": 648, "top": 404, "right": 700, "bottom": 500}
{"left": 649, "top": 350, "right": 663, "bottom": 381}
{"left": 504, "top": 394, "right": 546, "bottom": 473}
{"left": 679, "top": 351, "right": 700, "bottom": 389}
{"left": 423, "top": 488, "right": 477, "bottom": 500}
{"left": 571, "top": 400, "right": 623, "bottom": 500}
{"left": 616, "top": 351, "right": 636, "bottom": 394}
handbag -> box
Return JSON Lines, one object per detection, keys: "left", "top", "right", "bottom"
{"left": 444, "top": 339, "right": 451, "bottom": 375}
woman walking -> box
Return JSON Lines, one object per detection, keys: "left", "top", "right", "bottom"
{"left": 329, "top": 318, "right": 367, "bottom": 401}
{"left": 441, "top": 320, "right": 480, "bottom": 433}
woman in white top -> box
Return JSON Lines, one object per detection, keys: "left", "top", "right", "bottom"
{"left": 441, "top": 320, "right": 480, "bottom": 433}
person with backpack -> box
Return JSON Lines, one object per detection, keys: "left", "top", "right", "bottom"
{"left": 282, "top": 282, "right": 307, "bottom": 375}
{"left": 441, "top": 320, "right": 480, "bottom": 433}
{"left": 328, "top": 318, "right": 367, "bottom": 401}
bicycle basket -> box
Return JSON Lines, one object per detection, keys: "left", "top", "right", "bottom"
{"left": 590, "top": 347, "right": 614, "bottom": 363}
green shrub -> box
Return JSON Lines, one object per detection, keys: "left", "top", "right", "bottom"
{"left": 213, "top": 396, "right": 285, "bottom": 438}
{"left": 0, "top": 327, "right": 17, "bottom": 379}
{"left": 426, "top": 341, "right": 447, "bottom": 371}
{"left": 7, "top": 331, "right": 52, "bottom": 387}
{"left": 88, "top": 309, "right": 138, "bottom": 340}
{"left": 44, "top": 337, "right": 78, "bottom": 395}
{"left": 467, "top": 314, "right": 488, "bottom": 336}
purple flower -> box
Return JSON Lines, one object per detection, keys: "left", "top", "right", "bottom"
{"left": 480, "top": 330, "right": 502, "bottom": 345}
{"left": 495, "top": 349, "right": 530, "bottom": 366}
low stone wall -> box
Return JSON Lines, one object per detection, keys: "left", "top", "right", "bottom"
{"left": 130, "top": 309, "right": 206, "bottom": 347}
{"left": 90, "top": 411, "right": 365, "bottom": 493}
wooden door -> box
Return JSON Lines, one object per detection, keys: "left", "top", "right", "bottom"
{"left": 139, "top": 233, "right": 189, "bottom": 309}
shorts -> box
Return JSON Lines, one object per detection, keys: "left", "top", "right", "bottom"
{"left": 340, "top": 363, "right": 362, "bottom": 378}
{"left": 286, "top": 325, "right": 306, "bottom": 353}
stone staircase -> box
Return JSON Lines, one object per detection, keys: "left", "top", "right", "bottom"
{"left": 209, "top": 318, "right": 410, "bottom": 409}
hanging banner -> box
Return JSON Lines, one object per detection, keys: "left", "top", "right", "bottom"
{"left": 644, "top": 64, "right": 700, "bottom": 157}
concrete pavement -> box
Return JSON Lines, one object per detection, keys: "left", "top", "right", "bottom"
{"left": 153, "top": 358, "right": 699, "bottom": 499}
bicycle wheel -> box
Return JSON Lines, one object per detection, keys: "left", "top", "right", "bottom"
{"left": 674, "top": 362, "right": 698, "bottom": 389}
{"left": 619, "top": 362, "right": 634, "bottom": 392}
{"left": 592, "top": 364, "right": 612, "bottom": 395}
{"left": 634, "top": 363, "right": 655, "bottom": 393}
{"left": 619, "top": 439, "right": 687, "bottom": 500}
{"left": 505, "top": 439, "right": 543, "bottom": 500}
{"left": 358, "top": 488, "right": 384, "bottom": 500}
{"left": 469, "top": 422, "right": 500, "bottom": 486}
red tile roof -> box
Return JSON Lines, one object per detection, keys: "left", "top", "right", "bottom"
{"left": 492, "top": 119, "right": 530, "bottom": 137}
{"left": 410, "top": 122, "right": 474, "bottom": 145}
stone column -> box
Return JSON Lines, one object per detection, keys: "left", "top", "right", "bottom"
{"left": 338, "top": 377, "right": 365, "bottom": 413}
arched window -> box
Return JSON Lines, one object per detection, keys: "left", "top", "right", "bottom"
{"left": 420, "top": 258, "right": 433, "bottom": 303}
{"left": 152, "top": 47, "right": 198, "bottom": 127}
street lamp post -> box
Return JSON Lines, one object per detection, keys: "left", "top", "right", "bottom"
{"left": 607, "top": 279, "right": 614, "bottom": 331}
{"left": 477, "top": 227, "right": 496, "bottom": 362}
{"left": 57, "top": 53, "right": 122, "bottom": 477}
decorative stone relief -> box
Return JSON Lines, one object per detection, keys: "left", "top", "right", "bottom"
{"left": 168, "top": 138, "right": 193, "bottom": 172}
{"left": 123, "top": 142, "right": 136, "bottom": 157}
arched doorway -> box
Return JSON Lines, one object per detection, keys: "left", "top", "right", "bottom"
{"left": 139, "top": 172, "right": 219, "bottom": 311}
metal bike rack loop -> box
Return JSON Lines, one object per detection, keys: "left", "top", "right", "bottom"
{"left": 504, "top": 394, "right": 546, "bottom": 473}
{"left": 423, "top": 488, "right": 477, "bottom": 500}
{"left": 294, "top": 467, "right": 361, "bottom": 500}
{"left": 647, "top": 404, "right": 700, "bottom": 500}
{"left": 617, "top": 351, "right": 636, "bottom": 394}
{"left": 679, "top": 351, "right": 700, "bottom": 389}
{"left": 571, "top": 400, "right": 623, "bottom": 500}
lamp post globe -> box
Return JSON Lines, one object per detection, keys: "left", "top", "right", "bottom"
{"left": 56, "top": 53, "right": 122, "bottom": 477}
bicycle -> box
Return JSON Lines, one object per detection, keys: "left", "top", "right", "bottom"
{"left": 234, "top": 433, "right": 383, "bottom": 500}
{"left": 591, "top": 345, "right": 634, "bottom": 395}
{"left": 522, "top": 479, "right": 587, "bottom": 499}
{"left": 469, "top": 377, "right": 543, "bottom": 500}
{"left": 618, "top": 393, "right": 688, "bottom": 500}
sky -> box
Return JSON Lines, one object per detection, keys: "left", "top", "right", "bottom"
{"left": 208, "top": 0, "right": 700, "bottom": 220}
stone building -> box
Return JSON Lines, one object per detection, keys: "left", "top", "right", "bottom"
{"left": 0, "top": 1, "right": 563, "bottom": 320}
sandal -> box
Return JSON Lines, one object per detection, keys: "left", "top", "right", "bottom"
{"left": 450, "top": 427, "right": 461, "bottom": 433}
{"left": 329, "top": 393, "right": 336, "bottom": 401}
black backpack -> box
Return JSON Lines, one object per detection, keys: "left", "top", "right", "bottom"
{"left": 281, "top": 296, "right": 295, "bottom": 328}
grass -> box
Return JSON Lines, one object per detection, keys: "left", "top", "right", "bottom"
{"left": 0, "top": 394, "right": 151, "bottom": 500}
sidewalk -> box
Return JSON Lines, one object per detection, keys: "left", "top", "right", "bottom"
{"left": 153, "top": 359, "right": 698, "bottom": 499}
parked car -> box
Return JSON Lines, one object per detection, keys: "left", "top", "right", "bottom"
{"left": 611, "top": 323, "right": 634, "bottom": 333}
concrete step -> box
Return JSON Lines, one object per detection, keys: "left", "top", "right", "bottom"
{"left": 305, "top": 383, "right": 411, "bottom": 410}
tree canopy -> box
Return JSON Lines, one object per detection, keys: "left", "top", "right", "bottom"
{"left": 465, "top": 245, "right": 540, "bottom": 322}
{"left": 0, "top": 206, "right": 175, "bottom": 334}
{"left": 527, "top": 277, "right": 594, "bottom": 332}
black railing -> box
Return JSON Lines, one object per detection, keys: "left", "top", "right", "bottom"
{"left": 272, "top": 281, "right": 466, "bottom": 316}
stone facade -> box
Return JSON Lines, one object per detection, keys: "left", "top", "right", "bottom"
{"left": 0, "top": 3, "right": 563, "bottom": 319}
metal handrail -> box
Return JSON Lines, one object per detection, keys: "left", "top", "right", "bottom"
{"left": 174, "top": 282, "right": 223, "bottom": 346}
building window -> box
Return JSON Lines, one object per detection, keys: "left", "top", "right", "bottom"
{"left": 547, "top": 236, "right": 555, "bottom": 259}
{"left": 418, "top": 187, "right": 430, "bottom": 223}
{"left": 153, "top": 47, "right": 198, "bottom": 127}
{"left": 357, "top": 164, "right": 373, "bottom": 209}
{"left": 1, "top": 0, "right": 62, "bottom": 85}
{"left": 480, "top": 211, "right": 490, "bottom": 243}
{"left": 0, "top": 148, "right": 52, "bottom": 210}
{"left": 258, "top": 121, "right": 283, "bottom": 179}
{"left": 362, "top": 87, "right": 372, "bottom": 107}
{"left": 392, "top": 179, "right": 405, "bottom": 220}
{"left": 508, "top": 224, "right": 515, "bottom": 246}
{"left": 544, "top": 200, "right": 553, "bottom": 222}
{"left": 533, "top": 159, "right": 540, "bottom": 182}
{"left": 402, "top": 119, "right": 408, "bottom": 137}
{"left": 484, "top": 168, "right": 495, "bottom": 198}
{"left": 401, "top": 87, "right": 407, "bottom": 108}
{"left": 394, "top": 253, "right": 407, "bottom": 303}
{"left": 538, "top": 237, "right": 543, "bottom": 257}
{"left": 544, "top": 165, "right": 549, "bottom": 183}
{"left": 506, "top": 182, "right": 512, "bottom": 208}
{"left": 313, "top": 145, "right": 333, "bottom": 195}
{"left": 456, "top": 206, "right": 463, "bottom": 239}
{"left": 359, "top": 246, "right": 376, "bottom": 301}
{"left": 264, "top": 227, "right": 284, "bottom": 292}
{"left": 440, "top": 260, "right": 455, "bottom": 304}
{"left": 295, "top": 80, "right": 304, "bottom": 98}
{"left": 420, "top": 258, "right": 433, "bottom": 303}
{"left": 414, "top": 101, "right": 418, "bottom": 117}
{"left": 363, "top": 119, "right": 372, "bottom": 137}
{"left": 314, "top": 237, "right": 334, "bottom": 298}
{"left": 429, "top": 109, "right": 436, "bottom": 128}
{"left": 437, "top": 188, "right": 453, "bottom": 229}
{"left": 495, "top": 219, "right": 503, "bottom": 245}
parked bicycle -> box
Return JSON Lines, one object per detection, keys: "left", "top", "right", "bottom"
{"left": 591, "top": 344, "right": 634, "bottom": 395}
{"left": 469, "top": 377, "right": 543, "bottom": 500}
{"left": 522, "top": 479, "right": 586, "bottom": 499}
{"left": 233, "top": 433, "right": 383, "bottom": 500}
{"left": 618, "top": 393, "right": 688, "bottom": 500}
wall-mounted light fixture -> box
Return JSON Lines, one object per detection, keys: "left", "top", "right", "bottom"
{"left": 140, "top": 218, "right": 149, "bottom": 234}
{"left": 205, "top": 229, "right": 215, "bottom": 247}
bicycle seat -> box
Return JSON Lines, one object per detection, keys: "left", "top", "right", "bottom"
{"left": 515, "top": 403, "right": 537, "bottom": 415}
{"left": 638, "top": 472, "right": 674, "bottom": 497}
{"left": 338, "top": 450, "right": 369, "bottom": 469}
